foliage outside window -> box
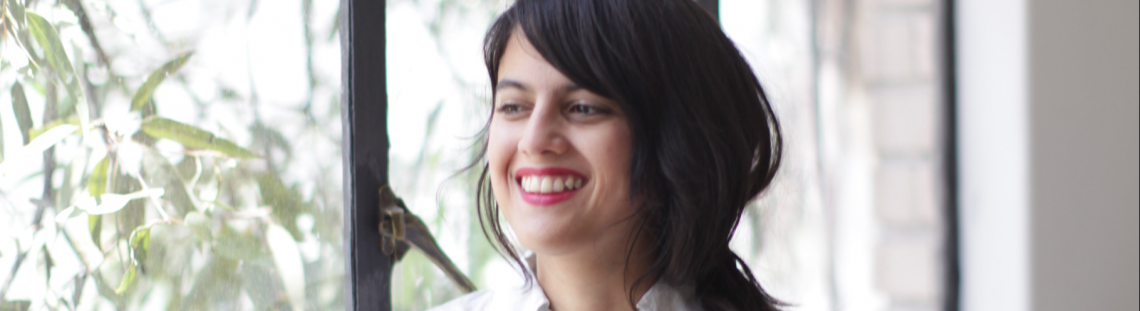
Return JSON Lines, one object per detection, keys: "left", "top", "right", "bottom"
{"left": 385, "top": 0, "right": 508, "bottom": 309}
{"left": 0, "top": 0, "right": 344, "bottom": 309}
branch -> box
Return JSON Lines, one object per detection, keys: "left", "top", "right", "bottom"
{"left": 0, "top": 249, "right": 29, "bottom": 299}
{"left": 1, "top": 83, "right": 60, "bottom": 300}
{"left": 37, "top": 80, "right": 59, "bottom": 222}
{"left": 62, "top": 0, "right": 109, "bottom": 65}
{"left": 302, "top": 0, "right": 316, "bottom": 115}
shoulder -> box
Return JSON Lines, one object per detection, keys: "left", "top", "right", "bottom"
{"left": 428, "top": 282, "right": 550, "bottom": 311}
{"left": 426, "top": 290, "right": 497, "bottom": 311}
{"left": 428, "top": 287, "right": 547, "bottom": 311}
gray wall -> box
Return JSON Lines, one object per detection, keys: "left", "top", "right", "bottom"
{"left": 959, "top": 0, "right": 1138, "bottom": 310}
{"left": 1029, "top": 1, "right": 1139, "bottom": 310}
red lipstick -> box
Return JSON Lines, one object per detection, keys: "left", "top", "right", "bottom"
{"left": 515, "top": 167, "right": 587, "bottom": 206}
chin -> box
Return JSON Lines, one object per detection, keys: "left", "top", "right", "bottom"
{"left": 506, "top": 213, "right": 582, "bottom": 254}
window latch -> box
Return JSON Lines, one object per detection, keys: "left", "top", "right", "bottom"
{"left": 378, "top": 185, "right": 476, "bottom": 293}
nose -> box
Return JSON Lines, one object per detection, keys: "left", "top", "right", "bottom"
{"left": 518, "top": 102, "right": 568, "bottom": 157}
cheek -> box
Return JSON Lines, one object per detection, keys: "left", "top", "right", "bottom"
{"left": 582, "top": 125, "right": 635, "bottom": 208}
{"left": 486, "top": 122, "right": 517, "bottom": 197}
{"left": 599, "top": 125, "right": 633, "bottom": 173}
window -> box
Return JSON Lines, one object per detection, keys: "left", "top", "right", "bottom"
{"left": 1, "top": 0, "right": 345, "bottom": 309}
{"left": 383, "top": 0, "right": 958, "bottom": 310}
{"left": 2, "top": 0, "right": 957, "bottom": 310}
{"left": 383, "top": 0, "right": 506, "bottom": 309}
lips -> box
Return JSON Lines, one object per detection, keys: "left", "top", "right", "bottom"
{"left": 514, "top": 167, "right": 588, "bottom": 205}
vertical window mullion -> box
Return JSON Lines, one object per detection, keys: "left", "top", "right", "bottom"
{"left": 341, "top": 0, "right": 391, "bottom": 310}
{"left": 942, "top": 0, "right": 961, "bottom": 310}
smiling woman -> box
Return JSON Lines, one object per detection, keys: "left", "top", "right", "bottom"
{"left": 429, "top": 0, "right": 783, "bottom": 310}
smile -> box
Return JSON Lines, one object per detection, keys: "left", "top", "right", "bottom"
{"left": 514, "top": 168, "right": 588, "bottom": 205}
{"left": 520, "top": 175, "right": 584, "bottom": 193}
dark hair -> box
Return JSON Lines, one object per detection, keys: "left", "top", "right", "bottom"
{"left": 470, "top": 0, "right": 783, "bottom": 310}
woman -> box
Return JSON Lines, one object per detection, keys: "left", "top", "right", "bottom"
{"left": 431, "top": 0, "right": 783, "bottom": 310}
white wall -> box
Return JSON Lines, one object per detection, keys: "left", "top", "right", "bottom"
{"left": 956, "top": 0, "right": 1029, "bottom": 310}
{"left": 958, "top": 0, "right": 1140, "bottom": 310}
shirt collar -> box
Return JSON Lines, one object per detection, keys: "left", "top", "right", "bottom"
{"left": 516, "top": 253, "right": 699, "bottom": 311}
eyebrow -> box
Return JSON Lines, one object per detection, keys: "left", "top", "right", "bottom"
{"left": 495, "top": 79, "right": 582, "bottom": 94}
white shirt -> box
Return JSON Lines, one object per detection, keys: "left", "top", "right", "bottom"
{"left": 427, "top": 255, "right": 702, "bottom": 311}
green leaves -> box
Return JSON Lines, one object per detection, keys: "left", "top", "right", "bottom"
{"left": 141, "top": 117, "right": 258, "bottom": 158}
{"left": 128, "top": 226, "right": 152, "bottom": 269}
{"left": 88, "top": 214, "right": 102, "bottom": 250}
{"left": 26, "top": 12, "right": 87, "bottom": 129}
{"left": 25, "top": 13, "right": 73, "bottom": 79}
{"left": 183, "top": 212, "right": 212, "bottom": 241}
{"left": 113, "top": 262, "right": 137, "bottom": 295}
{"left": 0, "top": 124, "right": 76, "bottom": 176}
{"left": 0, "top": 301, "right": 31, "bottom": 311}
{"left": 88, "top": 157, "right": 110, "bottom": 249}
{"left": 28, "top": 116, "right": 79, "bottom": 141}
{"left": 213, "top": 230, "right": 263, "bottom": 261}
{"left": 25, "top": 123, "right": 76, "bottom": 151}
{"left": 131, "top": 53, "right": 194, "bottom": 114}
{"left": 239, "top": 263, "right": 279, "bottom": 310}
{"left": 79, "top": 188, "right": 165, "bottom": 215}
{"left": 89, "top": 157, "right": 110, "bottom": 197}
{"left": 10, "top": 82, "right": 33, "bottom": 144}
{"left": 116, "top": 225, "right": 153, "bottom": 294}
{"left": 1, "top": 2, "right": 351, "bottom": 309}
{"left": 3, "top": 82, "right": 33, "bottom": 164}
{"left": 267, "top": 224, "right": 306, "bottom": 310}
{"left": 181, "top": 258, "right": 242, "bottom": 310}
{"left": 257, "top": 172, "right": 305, "bottom": 240}
{"left": 140, "top": 146, "right": 196, "bottom": 217}
{"left": 5, "top": 0, "right": 26, "bottom": 28}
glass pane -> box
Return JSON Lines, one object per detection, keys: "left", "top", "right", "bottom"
{"left": 723, "top": 0, "right": 953, "bottom": 310}
{"left": 384, "top": 0, "right": 509, "bottom": 309}
{"left": 720, "top": 0, "right": 833, "bottom": 309}
{"left": 0, "top": 0, "right": 344, "bottom": 309}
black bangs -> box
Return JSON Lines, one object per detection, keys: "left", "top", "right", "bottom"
{"left": 512, "top": 0, "right": 621, "bottom": 100}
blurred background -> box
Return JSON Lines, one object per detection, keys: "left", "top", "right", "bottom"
{"left": 0, "top": 0, "right": 1136, "bottom": 310}
{"left": 1, "top": 0, "right": 345, "bottom": 309}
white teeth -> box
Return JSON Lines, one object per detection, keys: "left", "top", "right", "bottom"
{"left": 521, "top": 175, "right": 586, "bottom": 193}
{"left": 540, "top": 177, "right": 553, "bottom": 193}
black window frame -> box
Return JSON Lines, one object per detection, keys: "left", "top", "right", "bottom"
{"left": 340, "top": 0, "right": 390, "bottom": 309}
{"left": 941, "top": 0, "right": 961, "bottom": 310}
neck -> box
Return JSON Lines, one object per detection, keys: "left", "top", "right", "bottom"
{"left": 534, "top": 236, "right": 656, "bottom": 311}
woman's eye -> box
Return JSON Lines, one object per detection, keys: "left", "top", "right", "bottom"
{"left": 569, "top": 103, "right": 606, "bottom": 116}
{"left": 496, "top": 103, "right": 525, "bottom": 114}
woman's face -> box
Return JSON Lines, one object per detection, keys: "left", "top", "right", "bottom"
{"left": 488, "top": 32, "right": 636, "bottom": 256}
